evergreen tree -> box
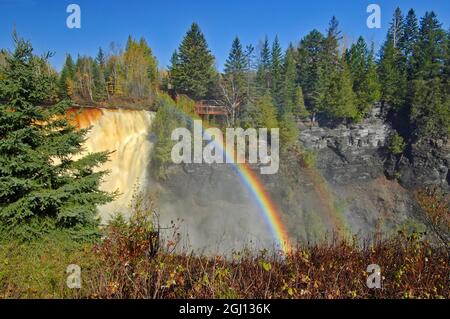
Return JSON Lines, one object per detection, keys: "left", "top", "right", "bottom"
{"left": 378, "top": 37, "right": 407, "bottom": 109}
{"left": 359, "top": 45, "right": 381, "bottom": 115}
{"left": 0, "top": 35, "right": 113, "bottom": 240}
{"left": 256, "top": 36, "right": 272, "bottom": 94}
{"left": 445, "top": 29, "right": 450, "bottom": 93}
{"left": 324, "top": 57, "right": 358, "bottom": 122}
{"left": 169, "top": 23, "right": 217, "bottom": 99}
{"left": 297, "top": 30, "right": 325, "bottom": 117}
{"left": 96, "top": 47, "right": 106, "bottom": 68}
{"left": 389, "top": 7, "right": 405, "bottom": 48}
{"left": 58, "top": 54, "right": 75, "bottom": 99}
{"left": 409, "top": 12, "right": 448, "bottom": 140}
{"left": 224, "top": 37, "right": 247, "bottom": 75}
{"left": 323, "top": 16, "right": 341, "bottom": 67}
{"left": 281, "top": 44, "right": 297, "bottom": 115}
{"left": 400, "top": 9, "right": 419, "bottom": 62}
{"left": 347, "top": 38, "right": 380, "bottom": 116}
{"left": 271, "top": 36, "right": 284, "bottom": 110}
{"left": 320, "top": 16, "right": 342, "bottom": 111}
{"left": 256, "top": 92, "right": 278, "bottom": 129}
{"left": 92, "top": 60, "right": 108, "bottom": 101}
{"left": 292, "top": 85, "right": 309, "bottom": 120}
{"left": 243, "top": 44, "right": 258, "bottom": 102}
{"left": 279, "top": 111, "right": 299, "bottom": 150}
{"left": 221, "top": 37, "right": 248, "bottom": 124}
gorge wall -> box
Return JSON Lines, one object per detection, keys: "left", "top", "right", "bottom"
{"left": 74, "top": 107, "right": 445, "bottom": 253}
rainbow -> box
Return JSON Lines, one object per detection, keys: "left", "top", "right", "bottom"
{"left": 70, "top": 106, "right": 293, "bottom": 254}
{"left": 199, "top": 122, "right": 292, "bottom": 254}
{"left": 231, "top": 162, "right": 292, "bottom": 254}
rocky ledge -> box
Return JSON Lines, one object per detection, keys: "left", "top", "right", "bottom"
{"left": 298, "top": 108, "right": 392, "bottom": 185}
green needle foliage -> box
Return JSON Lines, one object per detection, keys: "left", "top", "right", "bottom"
{"left": 169, "top": 23, "right": 218, "bottom": 100}
{"left": 0, "top": 34, "right": 114, "bottom": 241}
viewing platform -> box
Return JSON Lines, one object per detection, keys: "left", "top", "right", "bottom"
{"left": 194, "top": 100, "right": 227, "bottom": 116}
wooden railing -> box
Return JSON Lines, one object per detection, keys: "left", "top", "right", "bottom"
{"left": 195, "top": 100, "right": 227, "bottom": 115}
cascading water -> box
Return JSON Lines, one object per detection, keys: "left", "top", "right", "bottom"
{"left": 67, "top": 107, "right": 347, "bottom": 252}
{"left": 69, "top": 108, "right": 154, "bottom": 220}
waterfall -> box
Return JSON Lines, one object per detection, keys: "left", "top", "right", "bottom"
{"left": 69, "top": 108, "right": 154, "bottom": 220}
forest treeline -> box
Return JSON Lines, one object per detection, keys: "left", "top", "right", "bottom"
{"left": 33, "top": 7, "right": 448, "bottom": 148}
{"left": 1, "top": 8, "right": 446, "bottom": 146}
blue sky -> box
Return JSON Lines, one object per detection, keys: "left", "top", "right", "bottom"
{"left": 0, "top": 0, "right": 448, "bottom": 71}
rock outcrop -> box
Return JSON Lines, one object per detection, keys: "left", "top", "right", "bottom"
{"left": 397, "top": 139, "right": 450, "bottom": 191}
{"left": 298, "top": 108, "right": 392, "bottom": 185}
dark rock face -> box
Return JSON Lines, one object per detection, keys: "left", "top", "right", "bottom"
{"left": 397, "top": 139, "right": 450, "bottom": 191}
{"left": 299, "top": 109, "right": 392, "bottom": 185}
{"left": 150, "top": 108, "right": 446, "bottom": 252}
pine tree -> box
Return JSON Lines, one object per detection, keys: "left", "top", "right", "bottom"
{"left": 0, "top": 35, "right": 113, "bottom": 240}
{"left": 169, "top": 23, "right": 217, "bottom": 100}
{"left": 271, "top": 36, "right": 284, "bottom": 110}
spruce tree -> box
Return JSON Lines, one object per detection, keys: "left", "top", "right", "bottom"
{"left": 256, "top": 36, "right": 272, "bottom": 94}
{"left": 0, "top": 35, "right": 113, "bottom": 240}
{"left": 281, "top": 44, "right": 297, "bottom": 115}
{"left": 324, "top": 57, "right": 358, "bottom": 122}
{"left": 169, "top": 23, "right": 217, "bottom": 99}
{"left": 347, "top": 38, "right": 380, "bottom": 116}
{"left": 389, "top": 7, "right": 405, "bottom": 49}
{"left": 400, "top": 9, "right": 419, "bottom": 61}
{"left": 280, "top": 111, "right": 299, "bottom": 150}
{"left": 378, "top": 37, "right": 407, "bottom": 109}
{"left": 222, "top": 37, "right": 248, "bottom": 123}
{"left": 292, "top": 85, "right": 309, "bottom": 120}
{"left": 359, "top": 46, "right": 381, "bottom": 115}
{"left": 224, "top": 37, "right": 247, "bottom": 98}
{"left": 271, "top": 36, "right": 284, "bottom": 111}
{"left": 96, "top": 47, "right": 106, "bottom": 68}
{"left": 409, "top": 12, "right": 448, "bottom": 140}
{"left": 297, "top": 30, "right": 325, "bottom": 117}
{"left": 58, "top": 54, "right": 75, "bottom": 99}
{"left": 224, "top": 37, "right": 247, "bottom": 75}
{"left": 256, "top": 92, "right": 278, "bottom": 129}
